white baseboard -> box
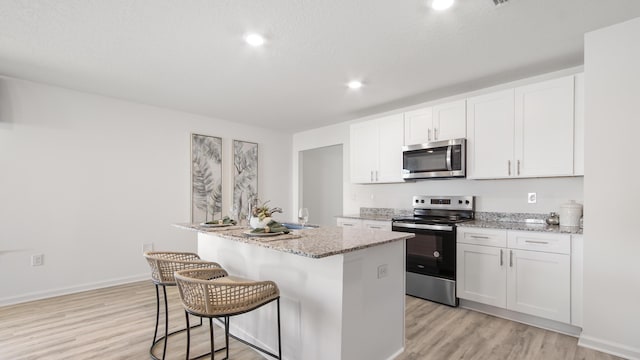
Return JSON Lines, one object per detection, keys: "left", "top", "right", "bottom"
{"left": 0, "top": 273, "right": 149, "bottom": 307}
{"left": 459, "top": 299, "right": 582, "bottom": 337}
{"left": 579, "top": 334, "right": 640, "bottom": 360}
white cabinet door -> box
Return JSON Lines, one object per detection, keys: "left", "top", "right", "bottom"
{"left": 432, "top": 99, "right": 466, "bottom": 141}
{"left": 336, "top": 218, "right": 363, "bottom": 228}
{"left": 571, "top": 235, "right": 584, "bottom": 327}
{"left": 377, "top": 114, "right": 405, "bottom": 183}
{"left": 574, "top": 73, "right": 585, "bottom": 176}
{"left": 350, "top": 121, "right": 379, "bottom": 183}
{"left": 506, "top": 249, "right": 571, "bottom": 323}
{"left": 467, "top": 89, "right": 515, "bottom": 179}
{"left": 515, "top": 76, "right": 575, "bottom": 177}
{"left": 363, "top": 220, "right": 391, "bottom": 231}
{"left": 457, "top": 243, "right": 507, "bottom": 308}
{"left": 404, "top": 107, "right": 433, "bottom": 145}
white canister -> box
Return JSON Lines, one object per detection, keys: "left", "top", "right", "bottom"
{"left": 560, "top": 200, "right": 583, "bottom": 227}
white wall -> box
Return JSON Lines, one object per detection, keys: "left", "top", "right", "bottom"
{"left": 581, "top": 18, "right": 640, "bottom": 359}
{"left": 0, "top": 77, "right": 292, "bottom": 305}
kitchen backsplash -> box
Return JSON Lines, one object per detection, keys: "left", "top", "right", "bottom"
{"left": 359, "top": 207, "right": 554, "bottom": 224}
{"left": 359, "top": 207, "right": 412, "bottom": 217}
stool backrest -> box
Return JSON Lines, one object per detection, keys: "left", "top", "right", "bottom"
{"left": 143, "top": 251, "right": 221, "bottom": 285}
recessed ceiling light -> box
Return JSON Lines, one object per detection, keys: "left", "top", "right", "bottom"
{"left": 347, "top": 81, "right": 363, "bottom": 89}
{"left": 245, "top": 33, "right": 266, "bottom": 47}
{"left": 431, "top": 0, "right": 454, "bottom": 11}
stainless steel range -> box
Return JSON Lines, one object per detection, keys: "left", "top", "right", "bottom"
{"left": 392, "top": 195, "right": 475, "bottom": 307}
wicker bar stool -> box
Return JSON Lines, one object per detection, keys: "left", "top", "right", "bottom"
{"left": 144, "top": 251, "right": 224, "bottom": 360}
{"left": 175, "top": 268, "right": 282, "bottom": 360}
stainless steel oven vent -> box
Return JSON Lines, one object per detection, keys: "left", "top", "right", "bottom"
{"left": 492, "top": 0, "right": 510, "bottom": 6}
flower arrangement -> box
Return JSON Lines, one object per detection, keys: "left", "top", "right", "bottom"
{"left": 251, "top": 200, "right": 283, "bottom": 221}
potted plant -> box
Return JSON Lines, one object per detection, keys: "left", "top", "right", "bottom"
{"left": 250, "top": 200, "right": 283, "bottom": 229}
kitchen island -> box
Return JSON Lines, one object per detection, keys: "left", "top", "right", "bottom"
{"left": 175, "top": 224, "right": 414, "bottom": 360}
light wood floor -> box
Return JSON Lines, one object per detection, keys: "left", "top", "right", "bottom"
{"left": 0, "top": 281, "right": 620, "bottom": 360}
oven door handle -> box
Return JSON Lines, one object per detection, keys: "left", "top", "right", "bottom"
{"left": 446, "top": 145, "right": 453, "bottom": 171}
{"left": 392, "top": 223, "right": 453, "bottom": 232}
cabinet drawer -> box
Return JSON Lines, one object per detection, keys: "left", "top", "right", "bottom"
{"left": 363, "top": 220, "right": 391, "bottom": 231}
{"left": 507, "top": 231, "right": 570, "bottom": 254}
{"left": 336, "top": 218, "right": 363, "bottom": 228}
{"left": 457, "top": 227, "right": 507, "bottom": 248}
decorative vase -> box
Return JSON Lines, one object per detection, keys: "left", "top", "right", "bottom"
{"left": 250, "top": 216, "right": 272, "bottom": 229}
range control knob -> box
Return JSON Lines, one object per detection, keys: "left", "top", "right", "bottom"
{"left": 415, "top": 199, "right": 419, "bottom": 203}
{"left": 458, "top": 200, "right": 463, "bottom": 204}
{"left": 465, "top": 200, "right": 470, "bottom": 205}
{"left": 421, "top": 200, "right": 425, "bottom": 203}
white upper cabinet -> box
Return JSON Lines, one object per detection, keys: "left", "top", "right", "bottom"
{"left": 350, "top": 120, "right": 379, "bottom": 183}
{"left": 574, "top": 73, "right": 585, "bottom": 176}
{"left": 467, "top": 89, "right": 516, "bottom": 179}
{"left": 404, "top": 100, "right": 466, "bottom": 146}
{"left": 432, "top": 100, "right": 467, "bottom": 141}
{"left": 350, "top": 114, "right": 404, "bottom": 184}
{"left": 467, "top": 76, "right": 576, "bottom": 179}
{"left": 515, "top": 76, "right": 575, "bottom": 177}
{"left": 404, "top": 107, "right": 433, "bottom": 145}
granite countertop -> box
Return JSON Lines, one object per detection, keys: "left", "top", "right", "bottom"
{"left": 174, "top": 223, "right": 414, "bottom": 258}
{"left": 458, "top": 220, "right": 583, "bottom": 234}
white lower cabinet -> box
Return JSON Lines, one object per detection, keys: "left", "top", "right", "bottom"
{"left": 363, "top": 220, "right": 392, "bottom": 231}
{"left": 457, "top": 227, "right": 572, "bottom": 324}
{"left": 336, "top": 218, "right": 363, "bottom": 228}
{"left": 507, "top": 248, "right": 570, "bottom": 323}
{"left": 457, "top": 243, "right": 507, "bottom": 308}
{"left": 336, "top": 218, "right": 391, "bottom": 231}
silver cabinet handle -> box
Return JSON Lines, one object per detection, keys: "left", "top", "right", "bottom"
{"left": 470, "top": 235, "right": 490, "bottom": 239}
{"left": 517, "top": 160, "right": 521, "bottom": 176}
{"left": 500, "top": 249, "right": 503, "bottom": 266}
{"left": 370, "top": 170, "right": 373, "bottom": 182}
{"left": 376, "top": 171, "right": 379, "bottom": 182}
{"left": 509, "top": 250, "right": 513, "bottom": 267}
{"left": 342, "top": 223, "right": 354, "bottom": 227}
{"left": 508, "top": 160, "right": 511, "bottom": 176}
{"left": 434, "top": 128, "right": 438, "bottom": 140}
{"left": 525, "top": 240, "right": 549, "bottom": 245}
{"left": 369, "top": 226, "right": 382, "bottom": 229}
{"left": 428, "top": 128, "right": 432, "bottom": 141}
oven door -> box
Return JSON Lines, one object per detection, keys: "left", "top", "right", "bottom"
{"left": 392, "top": 222, "right": 456, "bottom": 280}
{"left": 402, "top": 138, "right": 465, "bottom": 179}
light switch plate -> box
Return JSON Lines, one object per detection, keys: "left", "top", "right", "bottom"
{"left": 528, "top": 193, "right": 537, "bottom": 204}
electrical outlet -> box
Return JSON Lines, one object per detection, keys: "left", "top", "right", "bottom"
{"left": 528, "top": 193, "right": 537, "bottom": 204}
{"left": 31, "top": 254, "right": 44, "bottom": 266}
{"left": 142, "top": 243, "right": 154, "bottom": 253}
{"left": 377, "top": 264, "right": 388, "bottom": 279}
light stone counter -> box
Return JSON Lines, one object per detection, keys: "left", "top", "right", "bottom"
{"left": 459, "top": 220, "right": 583, "bottom": 234}
{"left": 174, "top": 223, "right": 414, "bottom": 258}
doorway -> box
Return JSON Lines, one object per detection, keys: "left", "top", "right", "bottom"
{"left": 299, "top": 144, "right": 343, "bottom": 226}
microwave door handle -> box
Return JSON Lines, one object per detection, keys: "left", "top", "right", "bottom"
{"left": 446, "top": 145, "right": 452, "bottom": 171}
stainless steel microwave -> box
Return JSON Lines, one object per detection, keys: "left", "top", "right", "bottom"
{"left": 402, "top": 138, "right": 466, "bottom": 179}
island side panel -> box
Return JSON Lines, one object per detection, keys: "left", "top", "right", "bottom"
{"left": 197, "top": 232, "right": 345, "bottom": 360}
{"left": 341, "top": 239, "right": 406, "bottom": 360}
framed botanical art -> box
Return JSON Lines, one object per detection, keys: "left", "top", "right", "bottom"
{"left": 232, "top": 140, "right": 258, "bottom": 222}
{"left": 191, "top": 133, "right": 223, "bottom": 223}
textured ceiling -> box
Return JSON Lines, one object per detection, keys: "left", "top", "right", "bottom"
{"left": 1, "top": 0, "right": 640, "bottom": 132}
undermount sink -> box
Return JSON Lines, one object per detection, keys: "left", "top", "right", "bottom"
{"left": 281, "top": 222, "right": 318, "bottom": 230}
